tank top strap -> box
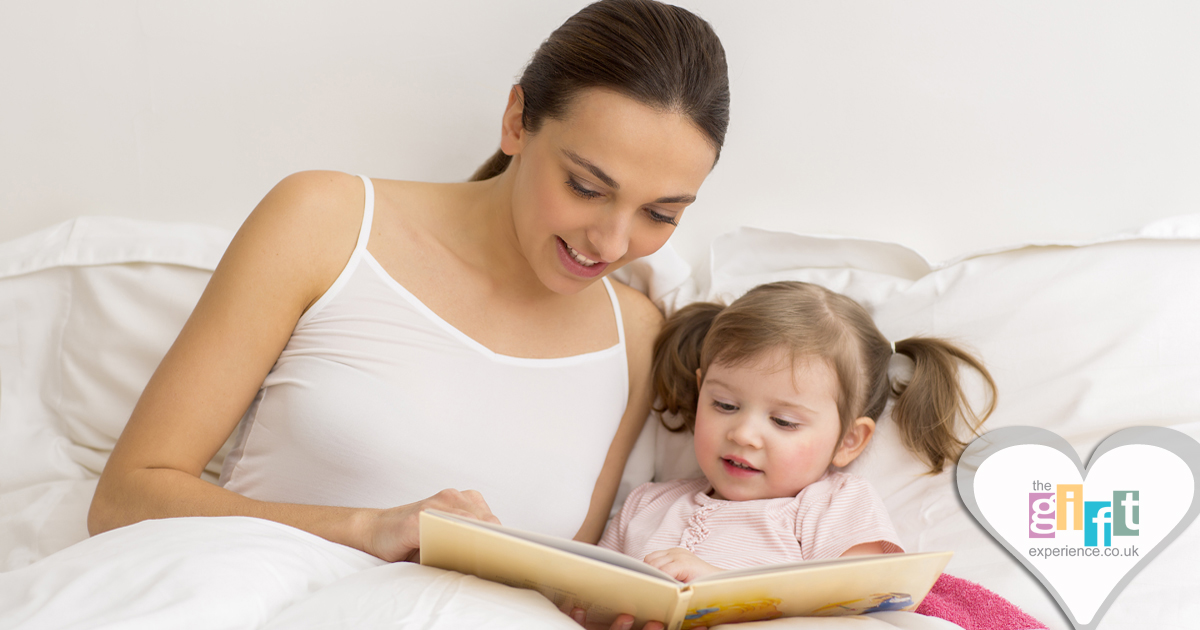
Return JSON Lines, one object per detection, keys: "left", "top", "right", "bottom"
{"left": 294, "top": 174, "right": 376, "bottom": 328}
{"left": 600, "top": 276, "right": 626, "bottom": 349}
{"left": 353, "top": 174, "right": 375, "bottom": 259}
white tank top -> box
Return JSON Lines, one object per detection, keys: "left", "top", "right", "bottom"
{"left": 220, "top": 175, "right": 630, "bottom": 539}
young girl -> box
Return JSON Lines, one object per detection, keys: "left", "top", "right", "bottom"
{"left": 598, "top": 280, "right": 997, "bottom": 582}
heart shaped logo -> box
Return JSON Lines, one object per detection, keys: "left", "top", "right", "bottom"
{"left": 956, "top": 426, "right": 1200, "bottom": 630}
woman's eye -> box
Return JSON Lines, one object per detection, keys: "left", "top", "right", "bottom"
{"left": 566, "top": 178, "right": 603, "bottom": 200}
{"left": 646, "top": 208, "right": 678, "bottom": 226}
{"left": 772, "top": 417, "right": 800, "bottom": 429}
{"left": 712, "top": 401, "right": 737, "bottom": 412}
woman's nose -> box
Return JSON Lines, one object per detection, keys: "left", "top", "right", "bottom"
{"left": 587, "top": 208, "right": 634, "bottom": 263}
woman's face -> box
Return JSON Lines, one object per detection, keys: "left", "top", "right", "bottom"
{"left": 502, "top": 88, "right": 717, "bottom": 295}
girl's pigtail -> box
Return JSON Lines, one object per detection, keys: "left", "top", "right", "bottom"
{"left": 890, "top": 338, "right": 997, "bottom": 473}
{"left": 651, "top": 302, "right": 724, "bottom": 432}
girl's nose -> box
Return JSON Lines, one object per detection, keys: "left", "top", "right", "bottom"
{"left": 586, "top": 207, "right": 634, "bottom": 263}
{"left": 726, "top": 416, "right": 763, "bottom": 449}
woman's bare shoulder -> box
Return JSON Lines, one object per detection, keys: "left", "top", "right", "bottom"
{"left": 253, "top": 170, "right": 366, "bottom": 240}
{"left": 230, "top": 170, "right": 368, "bottom": 307}
{"left": 608, "top": 278, "right": 664, "bottom": 359}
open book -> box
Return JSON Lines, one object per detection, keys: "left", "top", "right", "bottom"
{"left": 419, "top": 510, "right": 951, "bottom": 630}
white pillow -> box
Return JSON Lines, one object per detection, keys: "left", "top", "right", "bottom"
{"left": 0, "top": 217, "right": 234, "bottom": 483}
{"left": 0, "top": 218, "right": 234, "bottom": 567}
{"left": 643, "top": 221, "right": 1200, "bottom": 630}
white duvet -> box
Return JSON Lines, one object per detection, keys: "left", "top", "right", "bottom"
{"left": 5, "top": 215, "right": 1200, "bottom": 629}
{"left": 0, "top": 516, "right": 961, "bottom": 630}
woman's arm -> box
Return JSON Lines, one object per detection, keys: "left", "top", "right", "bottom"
{"left": 88, "top": 171, "right": 496, "bottom": 561}
{"left": 572, "top": 282, "right": 663, "bottom": 544}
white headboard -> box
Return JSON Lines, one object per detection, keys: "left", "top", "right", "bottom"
{"left": 4, "top": 1, "right": 1197, "bottom": 269}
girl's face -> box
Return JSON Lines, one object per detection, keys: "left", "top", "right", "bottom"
{"left": 693, "top": 350, "right": 871, "bottom": 502}
{"left": 501, "top": 87, "right": 716, "bottom": 295}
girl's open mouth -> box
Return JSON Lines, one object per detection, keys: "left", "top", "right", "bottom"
{"left": 721, "top": 457, "right": 761, "bottom": 476}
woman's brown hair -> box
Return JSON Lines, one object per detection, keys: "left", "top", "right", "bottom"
{"left": 470, "top": 0, "right": 730, "bottom": 181}
{"left": 652, "top": 281, "right": 997, "bottom": 474}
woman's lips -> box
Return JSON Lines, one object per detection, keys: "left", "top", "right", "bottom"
{"left": 556, "top": 236, "right": 608, "bottom": 278}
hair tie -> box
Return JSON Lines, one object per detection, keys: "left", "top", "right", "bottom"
{"left": 890, "top": 340, "right": 896, "bottom": 354}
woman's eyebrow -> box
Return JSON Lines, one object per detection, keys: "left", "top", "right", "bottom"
{"left": 563, "top": 150, "right": 619, "bottom": 189}
{"left": 562, "top": 149, "right": 698, "bottom": 205}
{"left": 655, "top": 193, "right": 696, "bottom": 204}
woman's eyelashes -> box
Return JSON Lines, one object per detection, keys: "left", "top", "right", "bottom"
{"left": 566, "top": 176, "right": 603, "bottom": 200}
{"left": 646, "top": 208, "right": 678, "bottom": 226}
{"left": 565, "top": 177, "right": 679, "bottom": 226}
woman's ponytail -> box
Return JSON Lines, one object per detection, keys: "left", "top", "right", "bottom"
{"left": 470, "top": 150, "right": 513, "bottom": 182}
{"left": 889, "top": 338, "right": 996, "bottom": 473}
{"left": 651, "top": 301, "right": 724, "bottom": 432}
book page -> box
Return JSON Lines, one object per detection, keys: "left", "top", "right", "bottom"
{"left": 419, "top": 510, "right": 692, "bottom": 629}
{"left": 428, "top": 510, "right": 679, "bottom": 582}
{"left": 681, "top": 552, "right": 951, "bottom": 630}
{"left": 689, "top": 551, "right": 940, "bottom": 583}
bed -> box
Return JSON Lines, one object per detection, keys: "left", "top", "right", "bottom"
{"left": 2, "top": 212, "right": 1198, "bottom": 629}
{"left": 4, "top": 2, "right": 1199, "bottom": 628}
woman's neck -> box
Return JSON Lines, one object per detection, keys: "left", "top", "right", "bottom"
{"left": 429, "top": 171, "right": 557, "bottom": 301}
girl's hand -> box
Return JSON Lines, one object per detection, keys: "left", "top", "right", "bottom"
{"left": 361, "top": 488, "right": 499, "bottom": 562}
{"left": 643, "top": 548, "right": 722, "bottom": 583}
{"left": 567, "top": 609, "right": 666, "bottom": 630}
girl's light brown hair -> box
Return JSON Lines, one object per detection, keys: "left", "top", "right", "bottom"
{"left": 471, "top": 0, "right": 729, "bottom": 181}
{"left": 652, "top": 281, "right": 997, "bottom": 474}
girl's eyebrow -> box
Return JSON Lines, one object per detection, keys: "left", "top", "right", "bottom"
{"left": 767, "top": 398, "right": 819, "bottom": 416}
{"left": 562, "top": 149, "right": 698, "bottom": 205}
{"left": 706, "top": 377, "right": 820, "bottom": 415}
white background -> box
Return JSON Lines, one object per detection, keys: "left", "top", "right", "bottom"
{"left": 3, "top": 1, "right": 1199, "bottom": 269}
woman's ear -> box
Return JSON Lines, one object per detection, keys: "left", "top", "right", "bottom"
{"left": 831, "top": 417, "right": 876, "bottom": 468}
{"left": 499, "top": 85, "right": 526, "bottom": 156}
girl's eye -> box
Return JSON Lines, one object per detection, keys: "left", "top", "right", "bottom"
{"left": 566, "top": 178, "right": 603, "bottom": 200}
{"left": 772, "top": 417, "right": 800, "bottom": 430}
{"left": 712, "top": 401, "right": 737, "bottom": 413}
{"left": 646, "top": 208, "right": 678, "bottom": 226}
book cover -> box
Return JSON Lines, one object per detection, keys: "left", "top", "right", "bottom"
{"left": 418, "top": 510, "right": 950, "bottom": 630}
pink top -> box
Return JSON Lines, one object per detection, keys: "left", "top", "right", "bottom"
{"left": 599, "top": 473, "right": 904, "bottom": 570}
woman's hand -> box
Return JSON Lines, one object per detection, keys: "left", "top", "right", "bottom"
{"left": 361, "top": 489, "right": 500, "bottom": 562}
{"left": 643, "top": 548, "right": 722, "bottom": 583}
{"left": 567, "top": 609, "right": 665, "bottom": 630}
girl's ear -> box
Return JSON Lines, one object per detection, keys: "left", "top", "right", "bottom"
{"left": 499, "top": 85, "right": 527, "bottom": 157}
{"left": 831, "top": 417, "right": 876, "bottom": 468}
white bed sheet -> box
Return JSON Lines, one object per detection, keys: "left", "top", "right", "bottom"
{"left": 0, "top": 516, "right": 961, "bottom": 630}
{"left": 6, "top": 214, "right": 1200, "bottom": 628}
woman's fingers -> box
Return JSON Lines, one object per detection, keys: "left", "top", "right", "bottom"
{"left": 566, "top": 610, "right": 663, "bottom": 630}
{"left": 427, "top": 488, "right": 499, "bottom": 524}
{"left": 364, "top": 488, "right": 499, "bottom": 562}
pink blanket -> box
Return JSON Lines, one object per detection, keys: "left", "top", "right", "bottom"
{"left": 916, "top": 574, "right": 1047, "bottom": 630}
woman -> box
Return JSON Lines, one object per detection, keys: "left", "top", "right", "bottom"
{"left": 88, "top": 0, "right": 729, "bottom": 578}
